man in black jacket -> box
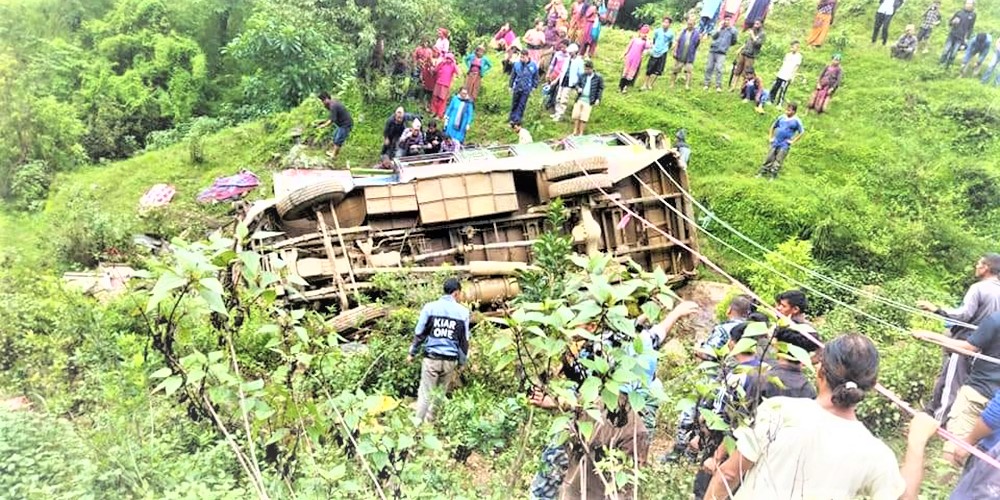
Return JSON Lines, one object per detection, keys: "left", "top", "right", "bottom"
{"left": 572, "top": 60, "right": 603, "bottom": 136}
{"left": 382, "top": 106, "right": 421, "bottom": 157}
{"left": 940, "top": 0, "right": 977, "bottom": 68}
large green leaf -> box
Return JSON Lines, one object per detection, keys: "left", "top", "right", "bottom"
{"left": 146, "top": 270, "right": 188, "bottom": 313}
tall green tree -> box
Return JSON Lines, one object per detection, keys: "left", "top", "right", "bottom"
{"left": 223, "top": 1, "right": 353, "bottom": 117}
{"left": 0, "top": 53, "right": 85, "bottom": 206}
{"left": 76, "top": 0, "right": 208, "bottom": 159}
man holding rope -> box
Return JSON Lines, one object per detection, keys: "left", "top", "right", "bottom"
{"left": 917, "top": 253, "right": 1000, "bottom": 423}
{"left": 913, "top": 310, "right": 1000, "bottom": 466}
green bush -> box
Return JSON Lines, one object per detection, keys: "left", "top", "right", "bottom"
{"left": 51, "top": 187, "right": 136, "bottom": 268}
{"left": 9, "top": 160, "right": 51, "bottom": 212}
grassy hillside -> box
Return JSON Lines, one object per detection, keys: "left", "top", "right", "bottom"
{"left": 3, "top": 0, "right": 994, "bottom": 300}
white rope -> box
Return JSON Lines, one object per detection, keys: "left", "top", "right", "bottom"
{"left": 651, "top": 160, "right": 980, "bottom": 331}
{"left": 631, "top": 170, "right": 1000, "bottom": 366}
{"left": 629, "top": 171, "right": 914, "bottom": 336}
{"left": 573, "top": 165, "right": 1000, "bottom": 472}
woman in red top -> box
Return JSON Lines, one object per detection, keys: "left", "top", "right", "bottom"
{"left": 413, "top": 41, "right": 434, "bottom": 105}
{"left": 606, "top": 0, "right": 623, "bottom": 26}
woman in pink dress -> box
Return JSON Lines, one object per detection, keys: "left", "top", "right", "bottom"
{"left": 492, "top": 23, "right": 519, "bottom": 74}
{"left": 578, "top": 0, "right": 600, "bottom": 54}
{"left": 523, "top": 20, "right": 547, "bottom": 65}
{"left": 720, "top": 0, "right": 742, "bottom": 26}
{"left": 619, "top": 25, "right": 650, "bottom": 92}
{"left": 430, "top": 53, "right": 458, "bottom": 119}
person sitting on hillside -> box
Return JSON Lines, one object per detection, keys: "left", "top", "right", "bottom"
{"left": 396, "top": 119, "right": 424, "bottom": 158}
{"left": 705, "top": 333, "right": 907, "bottom": 499}
{"left": 960, "top": 32, "right": 993, "bottom": 77}
{"left": 891, "top": 25, "right": 919, "bottom": 60}
{"left": 807, "top": 54, "right": 842, "bottom": 114}
{"left": 423, "top": 119, "right": 443, "bottom": 154}
{"left": 382, "top": 107, "right": 421, "bottom": 157}
{"left": 512, "top": 121, "right": 533, "bottom": 144}
{"left": 740, "top": 68, "right": 770, "bottom": 113}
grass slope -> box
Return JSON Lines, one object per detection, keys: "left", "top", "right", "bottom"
{"left": 4, "top": 0, "right": 999, "bottom": 295}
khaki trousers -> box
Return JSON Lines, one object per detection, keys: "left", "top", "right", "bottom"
{"left": 415, "top": 357, "right": 458, "bottom": 422}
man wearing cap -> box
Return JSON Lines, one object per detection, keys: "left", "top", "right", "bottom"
{"left": 408, "top": 278, "right": 471, "bottom": 422}
{"left": 552, "top": 43, "right": 585, "bottom": 121}
{"left": 395, "top": 118, "right": 424, "bottom": 158}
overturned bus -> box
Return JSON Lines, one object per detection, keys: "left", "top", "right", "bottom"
{"left": 242, "top": 130, "right": 700, "bottom": 312}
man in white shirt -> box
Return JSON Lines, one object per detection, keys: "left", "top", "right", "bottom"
{"left": 873, "top": 0, "right": 904, "bottom": 45}
{"left": 511, "top": 121, "right": 533, "bottom": 144}
{"left": 770, "top": 40, "right": 802, "bottom": 106}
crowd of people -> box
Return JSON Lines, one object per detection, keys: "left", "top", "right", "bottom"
{"left": 314, "top": 0, "right": 995, "bottom": 180}
{"left": 383, "top": 2, "right": 1000, "bottom": 498}
{"left": 407, "top": 253, "right": 1000, "bottom": 498}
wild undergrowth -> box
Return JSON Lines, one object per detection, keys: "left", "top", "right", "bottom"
{"left": 1, "top": 0, "right": 999, "bottom": 497}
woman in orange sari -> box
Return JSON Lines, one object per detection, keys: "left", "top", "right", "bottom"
{"left": 806, "top": 0, "right": 837, "bottom": 47}
{"left": 568, "top": 0, "right": 585, "bottom": 41}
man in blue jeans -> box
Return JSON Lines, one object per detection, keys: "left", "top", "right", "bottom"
{"left": 940, "top": 0, "right": 977, "bottom": 68}
{"left": 960, "top": 33, "right": 993, "bottom": 77}
{"left": 758, "top": 102, "right": 805, "bottom": 180}
{"left": 316, "top": 92, "right": 352, "bottom": 159}
{"left": 509, "top": 51, "right": 539, "bottom": 125}
{"left": 982, "top": 38, "right": 1000, "bottom": 86}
